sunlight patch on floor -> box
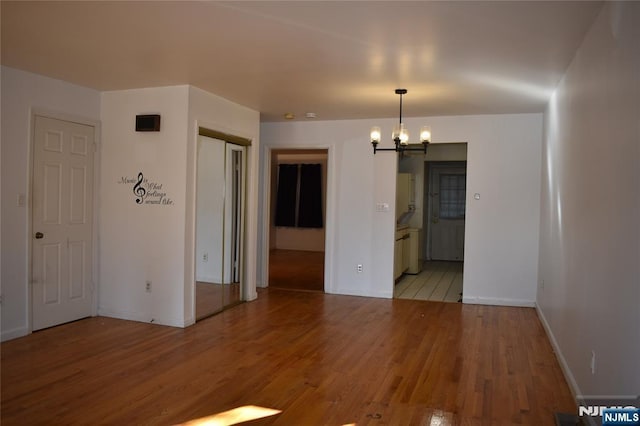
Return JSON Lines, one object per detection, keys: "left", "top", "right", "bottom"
{"left": 178, "top": 405, "right": 282, "bottom": 426}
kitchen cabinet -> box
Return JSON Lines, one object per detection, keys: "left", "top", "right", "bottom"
{"left": 407, "top": 228, "right": 422, "bottom": 274}
{"left": 396, "top": 173, "right": 413, "bottom": 220}
{"left": 395, "top": 226, "right": 422, "bottom": 280}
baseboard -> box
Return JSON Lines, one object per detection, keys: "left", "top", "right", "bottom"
{"left": 536, "top": 305, "right": 593, "bottom": 425}
{"left": 1, "top": 325, "right": 30, "bottom": 342}
{"left": 196, "top": 275, "right": 218, "bottom": 283}
{"left": 462, "top": 295, "right": 536, "bottom": 307}
{"left": 97, "top": 307, "right": 186, "bottom": 328}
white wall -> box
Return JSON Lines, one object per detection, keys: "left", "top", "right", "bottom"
{"left": 1, "top": 67, "right": 101, "bottom": 341}
{"left": 260, "top": 113, "right": 543, "bottom": 305}
{"left": 538, "top": 1, "right": 640, "bottom": 407}
{"left": 99, "top": 86, "right": 189, "bottom": 327}
{"left": 260, "top": 121, "right": 393, "bottom": 296}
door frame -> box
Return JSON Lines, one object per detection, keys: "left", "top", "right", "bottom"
{"left": 192, "top": 127, "right": 253, "bottom": 322}
{"left": 28, "top": 109, "right": 101, "bottom": 333}
{"left": 259, "top": 145, "right": 335, "bottom": 293}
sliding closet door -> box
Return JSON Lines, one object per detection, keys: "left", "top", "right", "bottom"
{"left": 195, "top": 135, "right": 226, "bottom": 319}
{"left": 222, "top": 143, "right": 246, "bottom": 309}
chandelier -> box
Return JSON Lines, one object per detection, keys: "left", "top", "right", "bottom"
{"left": 370, "top": 89, "right": 431, "bottom": 154}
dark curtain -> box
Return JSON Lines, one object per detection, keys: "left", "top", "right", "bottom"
{"left": 275, "top": 164, "right": 298, "bottom": 227}
{"left": 298, "top": 164, "right": 323, "bottom": 228}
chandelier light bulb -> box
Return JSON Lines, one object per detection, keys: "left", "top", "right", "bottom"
{"left": 399, "top": 126, "right": 409, "bottom": 145}
{"left": 370, "top": 126, "right": 381, "bottom": 144}
{"left": 420, "top": 126, "right": 432, "bottom": 143}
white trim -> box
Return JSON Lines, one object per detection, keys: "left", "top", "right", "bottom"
{"left": 97, "top": 307, "right": 185, "bottom": 328}
{"left": 462, "top": 295, "right": 535, "bottom": 307}
{"left": 1, "top": 326, "right": 30, "bottom": 342}
{"left": 28, "top": 109, "right": 101, "bottom": 334}
{"left": 258, "top": 144, "right": 272, "bottom": 289}
{"left": 536, "top": 305, "right": 584, "bottom": 415}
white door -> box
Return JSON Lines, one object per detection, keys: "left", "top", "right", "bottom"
{"left": 429, "top": 164, "right": 466, "bottom": 261}
{"left": 32, "top": 116, "right": 95, "bottom": 330}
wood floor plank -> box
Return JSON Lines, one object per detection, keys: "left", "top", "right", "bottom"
{"left": 1, "top": 289, "right": 576, "bottom": 425}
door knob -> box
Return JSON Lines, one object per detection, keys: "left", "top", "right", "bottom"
{"left": 35, "top": 232, "right": 44, "bottom": 239}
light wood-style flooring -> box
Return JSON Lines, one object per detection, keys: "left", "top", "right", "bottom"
{"left": 395, "top": 261, "right": 464, "bottom": 302}
{"left": 268, "top": 249, "right": 324, "bottom": 292}
{"left": 1, "top": 289, "right": 575, "bottom": 425}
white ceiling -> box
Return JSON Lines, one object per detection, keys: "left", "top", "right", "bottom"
{"left": 1, "top": 1, "right": 602, "bottom": 122}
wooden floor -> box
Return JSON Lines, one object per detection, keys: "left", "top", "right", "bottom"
{"left": 1, "top": 290, "right": 575, "bottom": 425}
{"left": 395, "top": 261, "right": 464, "bottom": 302}
{"left": 268, "top": 249, "right": 324, "bottom": 292}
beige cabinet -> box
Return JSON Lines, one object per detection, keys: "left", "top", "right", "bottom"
{"left": 395, "top": 227, "right": 422, "bottom": 279}
{"left": 394, "top": 237, "right": 404, "bottom": 280}
{"left": 396, "top": 173, "right": 413, "bottom": 220}
{"left": 407, "top": 228, "right": 422, "bottom": 274}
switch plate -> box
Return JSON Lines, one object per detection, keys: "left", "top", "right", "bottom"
{"left": 375, "top": 203, "right": 390, "bottom": 212}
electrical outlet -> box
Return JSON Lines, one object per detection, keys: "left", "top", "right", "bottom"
{"left": 145, "top": 281, "right": 152, "bottom": 293}
{"left": 591, "top": 351, "right": 596, "bottom": 375}
{"left": 203, "top": 253, "right": 208, "bottom": 262}
{"left": 357, "top": 264, "right": 363, "bottom": 273}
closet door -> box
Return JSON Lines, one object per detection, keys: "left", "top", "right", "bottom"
{"left": 195, "top": 135, "right": 225, "bottom": 319}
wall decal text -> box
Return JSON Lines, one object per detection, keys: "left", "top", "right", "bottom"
{"left": 119, "top": 172, "right": 174, "bottom": 206}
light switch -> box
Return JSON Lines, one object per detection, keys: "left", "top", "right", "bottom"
{"left": 17, "top": 193, "right": 26, "bottom": 207}
{"left": 376, "top": 203, "right": 390, "bottom": 212}
{"left": 474, "top": 193, "right": 480, "bottom": 200}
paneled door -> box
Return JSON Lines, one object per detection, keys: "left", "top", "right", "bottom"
{"left": 31, "top": 116, "right": 95, "bottom": 330}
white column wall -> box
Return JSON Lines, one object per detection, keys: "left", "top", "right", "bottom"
{"left": 99, "top": 86, "right": 189, "bottom": 327}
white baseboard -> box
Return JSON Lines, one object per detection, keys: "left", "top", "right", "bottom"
{"left": 97, "top": 307, "right": 186, "bottom": 328}
{"left": 535, "top": 305, "right": 594, "bottom": 424}
{"left": 462, "top": 295, "right": 536, "bottom": 307}
{"left": 1, "top": 326, "right": 30, "bottom": 342}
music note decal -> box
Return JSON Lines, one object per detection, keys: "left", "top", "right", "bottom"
{"left": 118, "top": 172, "right": 174, "bottom": 206}
{"left": 133, "top": 172, "right": 146, "bottom": 204}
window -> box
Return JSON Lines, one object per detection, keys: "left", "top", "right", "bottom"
{"left": 275, "top": 163, "right": 323, "bottom": 228}
{"left": 439, "top": 174, "right": 466, "bottom": 219}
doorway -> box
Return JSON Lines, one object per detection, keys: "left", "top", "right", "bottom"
{"left": 393, "top": 143, "right": 467, "bottom": 302}
{"left": 268, "top": 149, "right": 327, "bottom": 292}
{"left": 194, "top": 131, "right": 248, "bottom": 320}
{"left": 31, "top": 115, "right": 96, "bottom": 330}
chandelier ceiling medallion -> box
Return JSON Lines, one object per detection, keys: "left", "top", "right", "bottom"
{"left": 370, "top": 89, "right": 431, "bottom": 155}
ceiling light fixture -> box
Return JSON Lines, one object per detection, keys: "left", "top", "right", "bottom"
{"left": 371, "top": 89, "right": 431, "bottom": 155}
